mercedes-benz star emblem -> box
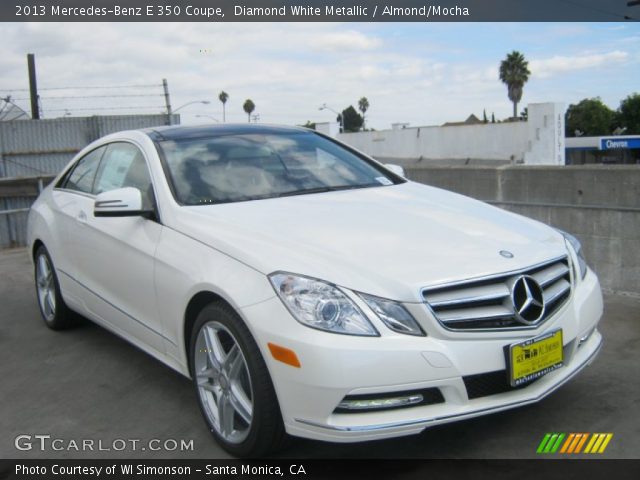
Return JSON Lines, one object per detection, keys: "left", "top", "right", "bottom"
{"left": 511, "top": 275, "right": 545, "bottom": 325}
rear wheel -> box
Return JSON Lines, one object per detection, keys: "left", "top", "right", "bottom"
{"left": 34, "top": 246, "right": 76, "bottom": 330}
{"left": 190, "top": 302, "right": 288, "bottom": 457}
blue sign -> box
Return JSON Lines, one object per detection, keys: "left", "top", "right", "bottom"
{"left": 600, "top": 137, "right": 640, "bottom": 150}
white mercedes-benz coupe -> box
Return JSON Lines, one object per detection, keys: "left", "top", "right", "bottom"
{"left": 28, "top": 124, "right": 603, "bottom": 456}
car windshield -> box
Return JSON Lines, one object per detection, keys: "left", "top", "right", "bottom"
{"left": 156, "top": 131, "right": 398, "bottom": 205}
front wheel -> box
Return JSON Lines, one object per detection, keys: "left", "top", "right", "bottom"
{"left": 190, "top": 302, "right": 288, "bottom": 457}
{"left": 34, "top": 246, "right": 77, "bottom": 330}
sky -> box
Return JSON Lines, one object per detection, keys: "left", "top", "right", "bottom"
{"left": 1, "top": 22, "right": 639, "bottom": 129}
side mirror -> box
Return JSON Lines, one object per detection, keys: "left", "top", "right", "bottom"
{"left": 94, "top": 187, "right": 151, "bottom": 218}
{"left": 385, "top": 163, "right": 406, "bottom": 178}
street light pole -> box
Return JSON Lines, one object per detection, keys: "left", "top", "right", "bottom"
{"left": 169, "top": 100, "right": 211, "bottom": 126}
{"left": 319, "top": 103, "right": 343, "bottom": 132}
{"left": 173, "top": 100, "right": 211, "bottom": 113}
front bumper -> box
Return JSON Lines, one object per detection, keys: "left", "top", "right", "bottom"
{"left": 241, "top": 268, "right": 604, "bottom": 443}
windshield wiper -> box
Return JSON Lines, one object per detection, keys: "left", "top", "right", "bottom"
{"left": 276, "top": 184, "right": 378, "bottom": 198}
{"left": 190, "top": 184, "right": 383, "bottom": 205}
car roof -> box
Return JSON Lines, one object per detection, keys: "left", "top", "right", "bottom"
{"left": 143, "top": 123, "right": 312, "bottom": 141}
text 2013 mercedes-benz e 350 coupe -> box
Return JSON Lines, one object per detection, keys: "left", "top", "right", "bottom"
{"left": 28, "top": 124, "right": 603, "bottom": 456}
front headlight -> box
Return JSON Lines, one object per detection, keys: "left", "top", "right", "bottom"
{"left": 558, "top": 230, "right": 588, "bottom": 280}
{"left": 359, "top": 293, "right": 425, "bottom": 336}
{"left": 269, "top": 273, "right": 379, "bottom": 336}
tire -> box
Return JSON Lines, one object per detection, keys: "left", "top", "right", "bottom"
{"left": 34, "top": 245, "right": 77, "bottom": 330}
{"left": 190, "top": 302, "right": 288, "bottom": 457}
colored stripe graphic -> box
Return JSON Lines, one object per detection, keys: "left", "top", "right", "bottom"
{"left": 598, "top": 434, "right": 614, "bottom": 453}
{"left": 585, "top": 433, "right": 614, "bottom": 454}
{"left": 550, "top": 433, "right": 565, "bottom": 453}
{"left": 537, "top": 433, "right": 566, "bottom": 453}
{"left": 568, "top": 433, "right": 583, "bottom": 453}
{"left": 538, "top": 433, "right": 613, "bottom": 454}
{"left": 559, "top": 433, "right": 575, "bottom": 453}
{"left": 537, "top": 433, "right": 552, "bottom": 453}
{"left": 574, "top": 433, "right": 589, "bottom": 453}
{"left": 544, "top": 433, "right": 559, "bottom": 453}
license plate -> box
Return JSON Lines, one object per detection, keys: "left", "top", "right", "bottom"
{"left": 506, "top": 329, "right": 564, "bottom": 387}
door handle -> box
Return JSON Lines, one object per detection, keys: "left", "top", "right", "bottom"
{"left": 77, "top": 210, "right": 87, "bottom": 223}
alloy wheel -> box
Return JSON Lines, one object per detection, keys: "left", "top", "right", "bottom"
{"left": 194, "top": 321, "right": 254, "bottom": 444}
{"left": 36, "top": 253, "right": 56, "bottom": 322}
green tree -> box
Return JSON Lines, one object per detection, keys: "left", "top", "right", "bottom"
{"left": 358, "top": 97, "right": 370, "bottom": 129}
{"left": 243, "top": 99, "right": 255, "bottom": 123}
{"left": 483, "top": 109, "right": 488, "bottom": 124}
{"left": 565, "top": 98, "right": 614, "bottom": 137}
{"left": 337, "top": 106, "right": 364, "bottom": 132}
{"left": 616, "top": 93, "right": 640, "bottom": 135}
{"left": 499, "top": 51, "right": 531, "bottom": 119}
{"left": 218, "top": 91, "right": 229, "bottom": 122}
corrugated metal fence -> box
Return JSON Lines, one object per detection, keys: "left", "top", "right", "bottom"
{"left": 0, "top": 114, "right": 177, "bottom": 177}
{"left": 0, "top": 114, "right": 178, "bottom": 247}
{"left": 0, "top": 176, "right": 52, "bottom": 248}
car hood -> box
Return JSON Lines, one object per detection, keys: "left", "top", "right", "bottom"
{"left": 169, "top": 182, "right": 567, "bottom": 302}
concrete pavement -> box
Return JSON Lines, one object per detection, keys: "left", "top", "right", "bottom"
{"left": 1, "top": 248, "right": 638, "bottom": 459}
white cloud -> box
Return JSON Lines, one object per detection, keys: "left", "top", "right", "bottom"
{"left": 530, "top": 51, "right": 629, "bottom": 78}
{"left": 313, "top": 30, "right": 382, "bottom": 52}
{"left": 0, "top": 23, "right": 636, "bottom": 130}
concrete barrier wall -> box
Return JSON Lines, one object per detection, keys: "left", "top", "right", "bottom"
{"left": 338, "top": 103, "right": 567, "bottom": 165}
{"left": 405, "top": 165, "right": 640, "bottom": 296}
{"left": 2, "top": 164, "right": 637, "bottom": 296}
{"left": 340, "top": 122, "right": 529, "bottom": 162}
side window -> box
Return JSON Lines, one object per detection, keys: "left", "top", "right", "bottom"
{"left": 61, "top": 147, "right": 106, "bottom": 193}
{"left": 94, "top": 142, "right": 155, "bottom": 210}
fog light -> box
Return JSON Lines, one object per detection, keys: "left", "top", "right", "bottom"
{"left": 338, "top": 394, "right": 424, "bottom": 411}
{"left": 334, "top": 388, "right": 445, "bottom": 413}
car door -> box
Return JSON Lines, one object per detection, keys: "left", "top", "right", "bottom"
{"left": 51, "top": 145, "right": 107, "bottom": 311}
{"left": 73, "top": 141, "right": 165, "bottom": 354}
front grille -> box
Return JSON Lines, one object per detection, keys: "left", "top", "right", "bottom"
{"left": 463, "top": 370, "right": 538, "bottom": 399}
{"left": 422, "top": 256, "right": 571, "bottom": 330}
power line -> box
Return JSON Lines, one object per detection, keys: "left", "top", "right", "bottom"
{"left": 12, "top": 94, "right": 164, "bottom": 101}
{"left": 40, "top": 84, "right": 163, "bottom": 90}
{"left": 1, "top": 157, "right": 51, "bottom": 174}
{"left": 45, "top": 105, "right": 166, "bottom": 112}
{"left": 2, "top": 83, "right": 162, "bottom": 92}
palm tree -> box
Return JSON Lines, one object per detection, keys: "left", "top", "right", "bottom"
{"left": 218, "top": 91, "right": 229, "bottom": 122}
{"left": 499, "top": 51, "right": 531, "bottom": 119}
{"left": 358, "top": 97, "right": 369, "bottom": 129}
{"left": 243, "top": 99, "right": 255, "bottom": 123}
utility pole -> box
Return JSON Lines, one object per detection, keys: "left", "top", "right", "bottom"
{"left": 162, "top": 78, "right": 172, "bottom": 125}
{"left": 27, "top": 53, "right": 40, "bottom": 120}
